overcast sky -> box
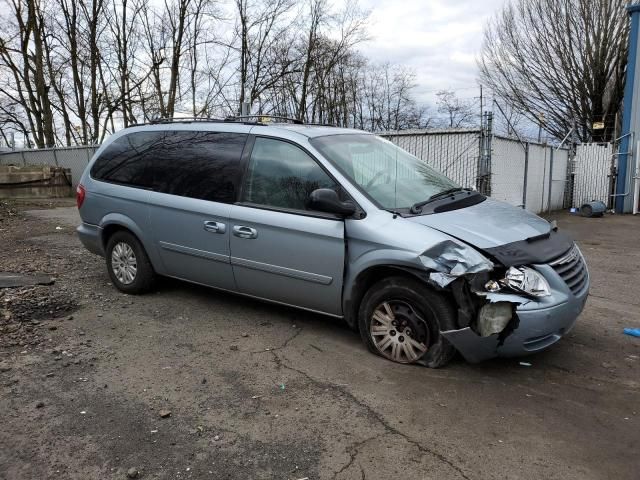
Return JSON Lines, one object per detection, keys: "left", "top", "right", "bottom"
{"left": 357, "top": 0, "right": 506, "bottom": 105}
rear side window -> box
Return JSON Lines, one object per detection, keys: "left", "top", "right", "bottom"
{"left": 241, "top": 137, "right": 338, "bottom": 211}
{"left": 91, "top": 131, "right": 161, "bottom": 189}
{"left": 91, "top": 130, "right": 247, "bottom": 203}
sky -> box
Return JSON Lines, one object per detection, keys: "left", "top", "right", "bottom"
{"left": 356, "top": 0, "right": 507, "bottom": 105}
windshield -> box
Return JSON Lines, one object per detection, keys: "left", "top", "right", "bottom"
{"left": 310, "top": 134, "right": 459, "bottom": 210}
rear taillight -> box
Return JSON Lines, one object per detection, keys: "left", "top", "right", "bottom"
{"left": 76, "top": 184, "right": 86, "bottom": 209}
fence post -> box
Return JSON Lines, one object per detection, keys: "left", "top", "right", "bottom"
{"left": 52, "top": 148, "right": 59, "bottom": 167}
{"left": 20, "top": 150, "right": 26, "bottom": 166}
{"left": 476, "top": 112, "right": 493, "bottom": 195}
{"left": 522, "top": 143, "right": 529, "bottom": 209}
{"left": 547, "top": 147, "right": 554, "bottom": 214}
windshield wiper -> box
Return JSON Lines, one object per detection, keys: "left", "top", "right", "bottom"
{"left": 410, "top": 187, "right": 470, "bottom": 214}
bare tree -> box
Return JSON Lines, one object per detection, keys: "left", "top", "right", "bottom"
{"left": 479, "top": 0, "right": 628, "bottom": 142}
{"left": 436, "top": 90, "right": 476, "bottom": 128}
{"left": 0, "top": 0, "right": 57, "bottom": 147}
{"left": 0, "top": 0, "right": 434, "bottom": 147}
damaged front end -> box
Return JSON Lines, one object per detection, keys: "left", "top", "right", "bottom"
{"left": 416, "top": 240, "right": 536, "bottom": 363}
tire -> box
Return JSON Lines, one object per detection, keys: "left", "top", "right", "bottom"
{"left": 105, "top": 230, "right": 156, "bottom": 294}
{"left": 358, "top": 276, "right": 457, "bottom": 368}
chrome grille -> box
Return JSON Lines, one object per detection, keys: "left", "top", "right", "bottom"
{"left": 548, "top": 244, "right": 588, "bottom": 296}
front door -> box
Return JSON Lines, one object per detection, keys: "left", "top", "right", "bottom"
{"left": 230, "top": 137, "right": 345, "bottom": 315}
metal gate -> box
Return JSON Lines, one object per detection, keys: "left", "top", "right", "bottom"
{"left": 570, "top": 143, "right": 615, "bottom": 208}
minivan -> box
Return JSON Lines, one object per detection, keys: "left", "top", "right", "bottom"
{"left": 77, "top": 118, "right": 589, "bottom": 367}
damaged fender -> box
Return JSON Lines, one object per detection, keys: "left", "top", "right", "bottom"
{"left": 419, "top": 240, "right": 494, "bottom": 287}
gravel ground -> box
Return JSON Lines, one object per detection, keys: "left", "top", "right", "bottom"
{"left": 0, "top": 199, "right": 639, "bottom": 480}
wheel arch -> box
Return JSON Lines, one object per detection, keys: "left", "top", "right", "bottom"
{"left": 99, "top": 214, "right": 146, "bottom": 251}
{"left": 98, "top": 213, "right": 165, "bottom": 274}
{"left": 343, "top": 262, "right": 439, "bottom": 332}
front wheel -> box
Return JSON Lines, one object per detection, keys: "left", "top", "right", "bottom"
{"left": 358, "top": 276, "right": 457, "bottom": 368}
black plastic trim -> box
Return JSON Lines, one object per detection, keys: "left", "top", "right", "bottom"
{"left": 483, "top": 230, "right": 574, "bottom": 266}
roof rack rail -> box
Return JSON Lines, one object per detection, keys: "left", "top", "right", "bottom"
{"left": 124, "top": 116, "right": 263, "bottom": 128}
{"left": 231, "top": 115, "right": 304, "bottom": 125}
{"left": 148, "top": 116, "right": 228, "bottom": 124}
{"left": 125, "top": 115, "right": 339, "bottom": 129}
{"left": 306, "top": 122, "right": 338, "bottom": 127}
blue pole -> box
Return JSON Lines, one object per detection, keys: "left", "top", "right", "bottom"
{"left": 616, "top": 4, "right": 640, "bottom": 213}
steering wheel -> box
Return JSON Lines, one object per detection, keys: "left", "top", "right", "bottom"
{"left": 365, "top": 169, "right": 391, "bottom": 189}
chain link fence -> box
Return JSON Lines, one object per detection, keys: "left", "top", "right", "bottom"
{"left": 381, "top": 129, "right": 571, "bottom": 213}
{"left": 380, "top": 129, "right": 481, "bottom": 189}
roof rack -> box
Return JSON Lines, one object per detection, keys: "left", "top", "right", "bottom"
{"left": 125, "top": 115, "right": 338, "bottom": 128}
{"left": 148, "top": 116, "right": 228, "bottom": 124}
{"left": 125, "top": 116, "right": 263, "bottom": 128}
{"left": 232, "top": 115, "right": 304, "bottom": 125}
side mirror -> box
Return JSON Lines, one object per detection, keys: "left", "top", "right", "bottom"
{"left": 308, "top": 188, "right": 356, "bottom": 217}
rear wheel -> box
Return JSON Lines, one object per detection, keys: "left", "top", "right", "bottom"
{"left": 105, "top": 230, "right": 156, "bottom": 294}
{"left": 358, "top": 276, "right": 457, "bottom": 368}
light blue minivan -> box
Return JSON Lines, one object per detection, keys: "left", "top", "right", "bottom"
{"left": 77, "top": 118, "right": 589, "bottom": 367}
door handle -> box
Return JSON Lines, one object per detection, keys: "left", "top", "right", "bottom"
{"left": 203, "top": 221, "right": 226, "bottom": 234}
{"left": 233, "top": 225, "right": 258, "bottom": 239}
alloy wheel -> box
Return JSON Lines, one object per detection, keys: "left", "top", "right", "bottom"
{"left": 111, "top": 242, "right": 137, "bottom": 285}
{"left": 369, "top": 300, "right": 429, "bottom": 364}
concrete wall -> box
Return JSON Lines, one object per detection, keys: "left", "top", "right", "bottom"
{"left": 0, "top": 146, "right": 98, "bottom": 189}
{"left": 0, "top": 165, "right": 73, "bottom": 198}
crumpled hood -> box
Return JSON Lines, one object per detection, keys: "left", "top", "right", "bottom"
{"left": 406, "top": 197, "right": 551, "bottom": 249}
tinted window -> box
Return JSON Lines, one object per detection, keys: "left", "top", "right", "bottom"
{"left": 242, "top": 137, "right": 338, "bottom": 211}
{"left": 152, "top": 131, "right": 246, "bottom": 203}
{"left": 91, "top": 130, "right": 247, "bottom": 203}
{"left": 91, "top": 131, "right": 161, "bottom": 188}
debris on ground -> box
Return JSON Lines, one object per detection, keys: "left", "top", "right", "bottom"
{"left": 159, "top": 409, "right": 172, "bottom": 418}
{"left": 519, "top": 362, "right": 532, "bottom": 367}
{"left": 623, "top": 328, "right": 640, "bottom": 338}
{"left": 0, "top": 272, "right": 54, "bottom": 288}
{"left": 127, "top": 467, "right": 139, "bottom": 478}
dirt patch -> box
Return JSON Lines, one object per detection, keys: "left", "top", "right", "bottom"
{"left": 0, "top": 286, "right": 77, "bottom": 348}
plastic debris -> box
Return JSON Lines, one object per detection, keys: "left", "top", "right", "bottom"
{"left": 519, "top": 362, "right": 532, "bottom": 367}
{"left": 623, "top": 328, "right": 640, "bottom": 338}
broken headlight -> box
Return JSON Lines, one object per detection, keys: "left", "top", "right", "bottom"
{"left": 502, "top": 266, "right": 550, "bottom": 297}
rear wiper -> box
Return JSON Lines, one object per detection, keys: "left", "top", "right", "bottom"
{"left": 410, "top": 187, "right": 470, "bottom": 214}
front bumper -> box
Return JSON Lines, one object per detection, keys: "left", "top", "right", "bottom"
{"left": 441, "top": 264, "right": 589, "bottom": 363}
{"left": 77, "top": 222, "right": 104, "bottom": 257}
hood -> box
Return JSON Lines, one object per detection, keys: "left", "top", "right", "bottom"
{"left": 405, "top": 197, "right": 551, "bottom": 249}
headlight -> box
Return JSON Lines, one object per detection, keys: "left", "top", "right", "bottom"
{"left": 501, "top": 266, "right": 550, "bottom": 297}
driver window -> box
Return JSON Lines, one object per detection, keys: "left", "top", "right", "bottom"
{"left": 242, "top": 137, "right": 338, "bottom": 211}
